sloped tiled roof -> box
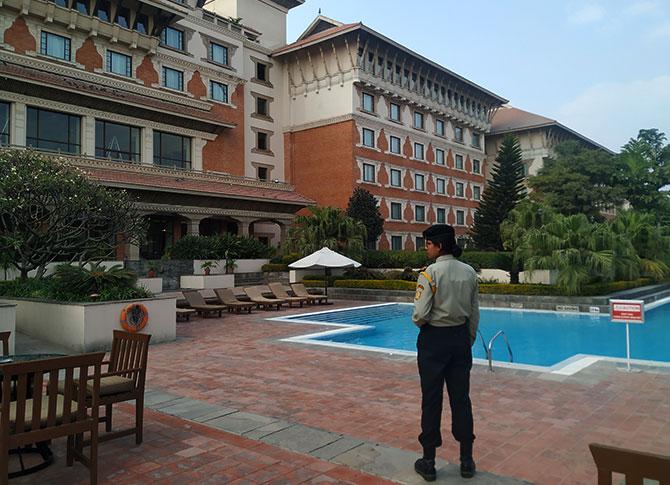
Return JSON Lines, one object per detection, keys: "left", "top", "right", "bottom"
{"left": 272, "top": 22, "right": 360, "bottom": 56}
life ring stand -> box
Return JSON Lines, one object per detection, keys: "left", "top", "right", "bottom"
{"left": 120, "top": 303, "right": 149, "bottom": 333}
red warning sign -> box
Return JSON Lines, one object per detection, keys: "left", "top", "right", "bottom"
{"left": 610, "top": 299, "right": 644, "bottom": 323}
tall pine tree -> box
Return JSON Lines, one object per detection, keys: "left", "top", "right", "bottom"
{"left": 346, "top": 187, "right": 383, "bottom": 249}
{"left": 470, "top": 135, "right": 526, "bottom": 250}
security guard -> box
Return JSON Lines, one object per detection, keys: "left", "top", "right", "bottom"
{"left": 412, "top": 224, "right": 479, "bottom": 482}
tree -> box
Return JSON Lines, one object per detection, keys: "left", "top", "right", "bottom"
{"left": 0, "top": 150, "right": 145, "bottom": 279}
{"left": 470, "top": 135, "right": 526, "bottom": 250}
{"left": 287, "top": 206, "right": 366, "bottom": 260}
{"left": 346, "top": 187, "right": 383, "bottom": 249}
{"left": 528, "top": 141, "right": 625, "bottom": 221}
{"left": 618, "top": 129, "right": 670, "bottom": 221}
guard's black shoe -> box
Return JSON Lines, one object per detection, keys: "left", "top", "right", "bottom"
{"left": 414, "top": 458, "right": 436, "bottom": 481}
{"left": 460, "top": 457, "right": 476, "bottom": 478}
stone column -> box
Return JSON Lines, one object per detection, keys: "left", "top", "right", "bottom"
{"left": 128, "top": 242, "right": 140, "bottom": 261}
{"left": 185, "top": 216, "right": 205, "bottom": 236}
{"left": 11, "top": 102, "right": 26, "bottom": 146}
{"left": 82, "top": 115, "right": 95, "bottom": 157}
{"left": 236, "top": 218, "right": 254, "bottom": 237}
{"left": 142, "top": 127, "right": 153, "bottom": 165}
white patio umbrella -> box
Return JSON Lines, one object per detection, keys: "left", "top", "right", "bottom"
{"left": 289, "top": 247, "right": 361, "bottom": 295}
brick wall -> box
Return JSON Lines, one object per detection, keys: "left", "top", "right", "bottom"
{"left": 75, "top": 38, "right": 102, "bottom": 72}
{"left": 136, "top": 55, "right": 159, "bottom": 87}
{"left": 202, "top": 83, "right": 245, "bottom": 175}
{"left": 3, "top": 16, "right": 36, "bottom": 54}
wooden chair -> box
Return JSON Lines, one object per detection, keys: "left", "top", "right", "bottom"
{"left": 98, "top": 331, "right": 151, "bottom": 444}
{"left": 244, "top": 286, "right": 286, "bottom": 310}
{"left": 214, "top": 288, "right": 256, "bottom": 313}
{"left": 268, "top": 283, "right": 308, "bottom": 308}
{"left": 291, "top": 283, "right": 329, "bottom": 305}
{"left": 589, "top": 442, "right": 670, "bottom": 485}
{"left": 0, "top": 332, "right": 9, "bottom": 357}
{"left": 182, "top": 290, "right": 227, "bottom": 317}
{"left": 0, "top": 352, "right": 104, "bottom": 485}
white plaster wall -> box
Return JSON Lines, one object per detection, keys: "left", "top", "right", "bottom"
{"left": 205, "top": 0, "right": 288, "bottom": 48}
{"left": 137, "top": 277, "right": 163, "bottom": 294}
{"left": 284, "top": 81, "right": 354, "bottom": 129}
{"left": 8, "top": 297, "right": 175, "bottom": 352}
{"left": 289, "top": 268, "right": 345, "bottom": 284}
{"left": 181, "top": 274, "right": 235, "bottom": 289}
{"left": 519, "top": 270, "right": 559, "bottom": 285}
{"left": 0, "top": 304, "right": 16, "bottom": 354}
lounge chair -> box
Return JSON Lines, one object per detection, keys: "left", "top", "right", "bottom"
{"left": 182, "top": 290, "right": 227, "bottom": 317}
{"left": 291, "top": 283, "right": 329, "bottom": 305}
{"left": 214, "top": 288, "right": 256, "bottom": 313}
{"left": 268, "top": 283, "right": 308, "bottom": 308}
{"left": 244, "top": 286, "right": 286, "bottom": 310}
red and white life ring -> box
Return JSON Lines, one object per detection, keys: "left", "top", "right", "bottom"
{"left": 120, "top": 303, "right": 149, "bottom": 333}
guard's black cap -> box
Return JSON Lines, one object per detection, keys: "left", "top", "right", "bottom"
{"left": 422, "top": 224, "right": 462, "bottom": 256}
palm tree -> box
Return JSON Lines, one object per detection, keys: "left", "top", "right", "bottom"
{"left": 288, "top": 206, "right": 367, "bottom": 260}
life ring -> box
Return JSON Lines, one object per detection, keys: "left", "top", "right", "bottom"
{"left": 120, "top": 303, "right": 149, "bottom": 333}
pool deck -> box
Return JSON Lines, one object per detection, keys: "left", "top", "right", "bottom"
{"left": 11, "top": 299, "right": 670, "bottom": 484}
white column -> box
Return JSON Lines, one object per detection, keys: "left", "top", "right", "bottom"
{"left": 11, "top": 102, "right": 26, "bottom": 146}
{"left": 82, "top": 115, "right": 95, "bottom": 156}
{"left": 128, "top": 243, "right": 140, "bottom": 261}
{"left": 192, "top": 138, "right": 204, "bottom": 171}
{"left": 186, "top": 216, "right": 205, "bottom": 236}
{"left": 142, "top": 127, "right": 153, "bottom": 165}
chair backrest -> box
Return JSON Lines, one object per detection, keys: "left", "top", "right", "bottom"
{"left": 244, "top": 286, "right": 264, "bottom": 299}
{"left": 183, "top": 290, "right": 206, "bottom": 307}
{"left": 214, "top": 288, "right": 238, "bottom": 304}
{"left": 1, "top": 352, "right": 104, "bottom": 449}
{"left": 268, "top": 283, "right": 289, "bottom": 298}
{"left": 291, "top": 283, "right": 309, "bottom": 297}
{"left": 108, "top": 330, "right": 151, "bottom": 391}
{"left": 589, "top": 443, "right": 670, "bottom": 484}
{"left": 0, "top": 332, "right": 9, "bottom": 357}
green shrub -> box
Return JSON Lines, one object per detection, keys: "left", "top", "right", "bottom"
{"left": 460, "top": 251, "right": 513, "bottom": 271}
{"left": 168, "top": 236, "right": 216, "bottom": 259}
{"left": 362, "top": 250, "right": 430, "bottom": 268}
{"left": 262, "top": 263, "right": 288, "bottom": 272}
{"left": 236, "top": 236, "right": 274, "bottom": 259}
{"left": 342, "top": 267, "right": 385, "bottom": 280}
{"left": 168, "top": 234, "right": 273, "bottom": 260}
{"left": 0, "top": 278, "right": 53, "bottom": 299}
{"left": 333, "top": 279, "right": 418, "bottom": 291}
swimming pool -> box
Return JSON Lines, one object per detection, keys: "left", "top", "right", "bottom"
{"left": 274, "top": 301, "right": 670, "bottom": 371}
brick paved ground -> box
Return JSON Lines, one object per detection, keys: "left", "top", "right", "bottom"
{"left": 11, "top": 300, "right": 670, "bottom": 484}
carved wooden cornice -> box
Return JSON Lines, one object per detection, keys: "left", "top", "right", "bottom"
{"left": 136, "top": 202, "right": 295, "bottom": 221}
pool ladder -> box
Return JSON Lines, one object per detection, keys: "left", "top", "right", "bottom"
{"left": 478, "top": 330, "right": 513, "bottom": 372}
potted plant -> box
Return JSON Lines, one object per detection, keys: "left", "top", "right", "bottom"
{"left": 146, "top": 262, "right": 160, "bottom": 278}
{"left": 224, "top": 251, "right": 237, "bottom": 274}
{"left": 200, "top": 260, "right": 217, "bottom": 276}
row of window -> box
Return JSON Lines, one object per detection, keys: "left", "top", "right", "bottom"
{"left": 360, "top": 129, "right": 482, "bottom": 173}
{"left": 362, "top": 163, "right": 481, "bottom": 199}
{"left": 387, "top": 203, "right": 468, "bottom": 225}
{"left": 49, "top": 0, "right": 150, "bottom": 34}
{"left": 361, "top": 92, "right": 481, "bottom": 147}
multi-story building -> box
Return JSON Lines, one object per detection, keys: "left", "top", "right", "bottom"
{"left": 275, "top": 16, "right": 507, "bottom": 250}
{"left": 0, "top": 0, "right": 310, "bottom": 259}
{"left": 486, "top": 105, "right": 614, "bottom": 178}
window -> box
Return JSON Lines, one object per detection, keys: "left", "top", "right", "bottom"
{"left": 416, "top": 237, "right": 425, "bottom": 250}
{"left": 115, "top": 7, "right": 130, "bottom": 28}
{"left": 27, "top": 107, "right": 80, "bottom": 154}
{"left": 435, "top": 148, "right": 445, "bottom": 165}
{"left": 414, "top": 173, "right": 425, "bottom": 191}
{"left": 257, "top": 166, "right": 268, "bottom": 181}
{"left": 472, "top": 132, "right": 481, "bottom": 148}
{"left": 415, "top": 205, "right": 425, "bottom": 222}
{"left": 436, "top": 178, "right": 445, "bottom": 194}
{"left": 209, "top": 42, "right": 228, "bottom": 65}
{"left": 390, "top": 202, "right": 402, "bottom": 220}
{"left": 414, "top": 143, "right": 424, "bottom": 160}
{"left": 74, "top": 0, "right": 88, "bottom": 14}
{"left": 153, "top": 130, "right": 191, "bottom": 169}
{"left": 255, "top": 97, "right": 268, "bottom": 116}
{"left": 362, "top": 128, "right": 375, "bottom": 148}
{"left": 454, "top": 125, "right": 464, "bottom": 142}
{"left": 456, "top": 210, "right": 465, "bottom": 225}
{"left": 362, "top": 92, "right": 374, "bottom": 112}
{"left": 134, "top": 14, "right": 148, "bottom": 34}
{"left": 455, "top": 154, "right": 464, "bottom": 170}
{"left": 95, "top": 0, "right": 110, "bottom": 21}
{"left": 0, "top": 103, "right": 9, "bottom": 145}
{"left": 436, "top": 208, "right": 446, "bottom": 224}
{"left": 390, "top": 168, "right": 401, "bottom": 187}
{"left": 160, "top": 27, "right": 184, "bottom": 50}
{"left": 40, "top": 32, "right": 70, "bottom": 61}
{"left": 389, "top": 103, "right": 400, "bottom": 121}
{"left": 473, "top": 185, "right": 481, "bottom": 200}
{"left": 456, "top": 182, "right": 464, "bottom": 197}
{"left": 362, "top": 163, "right": 375, "bottom": 183}
{"left": 473, "top": 159, "right": 481, "bottom": 174}
{"left": 95, "top": 120, "right": 140, "bottom": 162}
{"left": 256, "top": 132, "right": 268, "bottom": 151}
{"left": 106, "top": 50, "right": 132, "bottom": 77}
{"left": 256, "top": 62, "right": 268, "bottom": 82}
{"left": 162, "top": 67, "right": 183, "bottom": 91}
{"left": 414, "top": 111, "right": 424, "bottom": 129}
{"left": 436, "top": 119, "right": 445, "bottom": 136}
{"left": 391, "top": 235, "right": 403, "bottom": 250}
{"left": 210, "top": 81, "right": 228, "bottom": 103}
{"left": 389, "top": 135, "right": 401, "bottom": 154}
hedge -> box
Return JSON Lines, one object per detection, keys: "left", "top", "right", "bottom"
{"left": 460, "top": 251, "right": 513, "bottom": 271}
{"left": 261, "top": 263, "right": 288, "bottom": 272}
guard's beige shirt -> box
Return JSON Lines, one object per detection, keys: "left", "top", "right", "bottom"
{"left": 412, "top": 255, "right": 480, "bottom": 343}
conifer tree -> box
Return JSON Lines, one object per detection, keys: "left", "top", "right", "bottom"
{"left": 470, "top": 135, "right": 526, "bottom": 250}
{"left": 346, "top": 187, "right": 383, "bottom": 249}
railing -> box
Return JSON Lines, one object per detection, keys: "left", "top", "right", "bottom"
{"left": 478, "top": 330, "right": 514, "bottom": 372}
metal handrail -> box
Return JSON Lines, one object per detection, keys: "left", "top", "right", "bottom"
{"left": 484, "top": 330, "right": 514, "bottom": 372}
{"left": 477, "top": 330, "right": 488, "bottom": 360}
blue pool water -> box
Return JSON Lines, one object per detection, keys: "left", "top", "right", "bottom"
{"left": 283, "top": 303, "right": 670, "bottom": 367}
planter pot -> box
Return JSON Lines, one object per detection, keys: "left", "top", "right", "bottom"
{"left": 0, "top": 303, "right": 16, "bottom": 354}
{"left": 137, "top": 277, "right": 163, "bottom": 294}
{"left": 5, "top": 296, "right": 176, "bottom": 352}
{"left": 203, "top": 267, "right": 212, "bottom": 276}
{"left": 180, "top": 274, "right": 235, "bottom": 290}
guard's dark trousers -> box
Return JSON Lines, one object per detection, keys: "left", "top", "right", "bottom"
{"left": 417, "top": 323, "right": 475, "bottom": 456}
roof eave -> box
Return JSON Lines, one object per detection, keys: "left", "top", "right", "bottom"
{"left": 490, "top": 122, "right": 615, "bottom": 155}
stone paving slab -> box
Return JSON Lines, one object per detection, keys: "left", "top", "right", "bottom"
{"left": 154, "top": 397, "right": 226, "bottom": 420}
{"left": 260, "top": 423, "right": 342, "bottom": 454}
{"left": 205, "top": 410, "right": 278, "bottom": 435}
{"left": 143, "top": 389, "right": 183, "bottom": 407}
{"left": 243, "top": 419, "right": 294, "bottom": 439}
{"left": 310, "top": 435, "right": 366, "bottom": 460}
{"left": 192, "top": 407, "right": 238, "bottom": 423}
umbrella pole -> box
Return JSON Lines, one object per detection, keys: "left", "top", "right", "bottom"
{"left": 324, "top": 268, "right": 328, "bottom": 296}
